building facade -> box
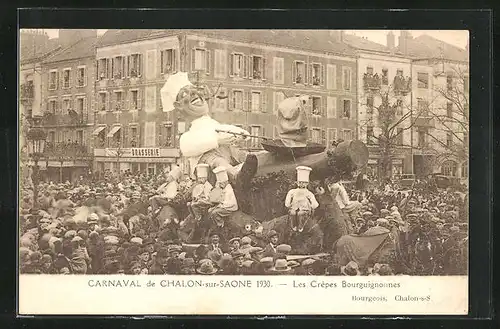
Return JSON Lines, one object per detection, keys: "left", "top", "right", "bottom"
{"left": 94, "top": 29, "right": 358, "bottom": 176}
{"left": 39, "top": 32, "right": 97, "bottom": 183}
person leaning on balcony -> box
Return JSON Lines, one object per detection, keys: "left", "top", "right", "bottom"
{"left": 150, "top": 165, "right": 182, "bottom": 216}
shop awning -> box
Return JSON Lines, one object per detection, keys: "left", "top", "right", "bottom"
{"left": 92, "top": 126, "right": 106, "bottom": 136}
{"left": 106, "top": 126, "right": 121, "bottom": 138}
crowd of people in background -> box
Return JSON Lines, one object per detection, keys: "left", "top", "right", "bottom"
{"left": 19, "top": 166, "right": 468, "bottom": 276}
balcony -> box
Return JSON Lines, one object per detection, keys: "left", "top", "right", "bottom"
{"left": 20, "top": 82, "right": 34, "bottom": 105}
{"left": 44, "top": 142, "right": 92, "bottom": 159}
{"left": 414, "top": 117, "right": 435, "bottom": 128}
{"left": 41, "top": 111, "right": 88, "bottom": 127}
{"left": 363, "top": 73, "right": 381, "bottom": 91}
{"left": 394, "top": 76, "right": 412, "bottom": 95}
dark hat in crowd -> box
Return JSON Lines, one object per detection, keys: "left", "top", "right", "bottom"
{"left": 276, "top": 244, "right": 292, "bottom": 254}
{"left": 231, "top": 250, "right": 245, "bottom": 259}
{"left": 267, "top": 230, "right": 278, "bottom": 240}
{"left": 341, "top": 261, "right": 361, "bottom": 276}
{"left": 196, "top": 260, "right": 217, "bottom": 275}
{"left": 269, "top": 259, "right": 291, "bottom": 273}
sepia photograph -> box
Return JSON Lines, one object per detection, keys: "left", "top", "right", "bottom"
{"left": 18, "top": 28, "right": 470, "bottom": 314}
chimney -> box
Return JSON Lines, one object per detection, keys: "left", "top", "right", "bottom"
{"left": 387, "top": 31, "right": 395, "bottom": 49}
{"left": 398, "top": 31, "right": 412, "bottom": 55}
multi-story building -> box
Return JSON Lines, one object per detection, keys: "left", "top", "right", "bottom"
{"left": 39, "top": 30, "right": 98, "bottom": 182}
{"left": 344, "top": 32, "right": 413, "bottom": 177}
{"left": 398, "top": 32, "right": 469, "bottom": 180}
{"left": 94, "top": 29, "right": 358, "bottom": 175}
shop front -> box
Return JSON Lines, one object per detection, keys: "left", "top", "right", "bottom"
{"left": 94, "top": 147, "right": 180, "bottom": 177}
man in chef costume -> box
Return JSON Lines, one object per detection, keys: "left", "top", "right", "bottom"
{"left": 150, "top": 164, "right": 182, "bottom": 216}
{"left": 284, "top": 166, "right": 319, "bottom": 232}
{"left": 187, "top": 163, "right": 213, "bottom": 221}
{"left": 160, "top": 72, "right": 258, "bottom": 188}
{"left": 207, "top": 166, "right": 238, "bottom": 229}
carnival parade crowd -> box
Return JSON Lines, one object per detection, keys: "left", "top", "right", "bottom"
{"left": 19, "top": 163, "right": 469, "bottom": 276}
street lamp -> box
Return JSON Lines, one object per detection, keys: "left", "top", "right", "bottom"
{"left": 26, "top": 127, "right": 46, "bottom": 209}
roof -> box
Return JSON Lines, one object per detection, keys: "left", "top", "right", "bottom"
{"left": 20, "top": 39, "right": 62, "bottom": 64}
{"left": 43, "top": 36, "right": 98, "bottom": 63}
{"left": 398, "top": 34, "right": 468, "bottom": 62}
{"left": 342, "top": 33, "right": 390, "bottom": 53}
{"left": 97, "top": 29, "right": 356, "bottom": 57}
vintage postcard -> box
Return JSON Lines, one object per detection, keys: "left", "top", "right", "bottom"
{"left": 19, "top": 28, "right": 469, "bottom": 315}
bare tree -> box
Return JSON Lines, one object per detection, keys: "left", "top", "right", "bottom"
{"left": 426, "top": 65, "right": 469, "bottom": 167}
{"left": 358, "top": 75, "right": 428, "bottom": 182}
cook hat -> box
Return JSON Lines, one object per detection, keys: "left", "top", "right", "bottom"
{"left": 213, "top": 166, "right": 229, "bottom": 183}
{"left": 160, "top": 72, "right": 194, "bottom": 113}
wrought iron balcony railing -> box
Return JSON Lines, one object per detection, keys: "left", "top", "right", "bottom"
{"left": 363, "top": 73, "right": 382, "bottom": 91}
{"left": 41, "top": 111, "right": 88, "bottom": 126}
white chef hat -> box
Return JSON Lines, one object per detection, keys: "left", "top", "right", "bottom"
{"left": 296, "top": 166, "right": 312, "bottom": 182}
{"left": 213, "top": 166, "right": 229, "bottom": 183}
{"left": 195, "top": 164, "right": 210, "bottom": 178}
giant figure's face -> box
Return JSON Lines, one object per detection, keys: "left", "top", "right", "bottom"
{"left": 174, "top": 85, "right": 210, "bottom": 121}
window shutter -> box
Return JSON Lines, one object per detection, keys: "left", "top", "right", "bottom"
{"left": 321, "top": 96, "right": 326, "bottom": 117}
{"left": 191, "top": 48, "right": 196, "bottom": 71}
{"left": 308, "top": 63, "right": 313, "bottom": 85}
{"left": 248, "top": 91, "right": 253, "bottom": 111}
{"left": 321, "top": 64, "right": 325, "bottom": 86}
{"left": 243, "top": 91, "right": 248, "bottom": 111}
{"left": 308, "top": 128, "right": 312, "bottom": 141}
{"left": 160, "top": 51, "right": 164, "bottom": 74}
{"left": 229, "top": 53, "right": 234, "bottom": 76}
{"left": 205, "top": 49, "right": 210, "bottom": 74}
{"left": 95, "top": 61, "right": 99, "bottom": 81}
{"left": 322, "top": 129, "right": 326, "bottom": 146}
{"left": 261, "top": 92, "right": 267, "bottom": 112}
{"left": 262, "top": 57, "right": 267, "bottom": 80}
{"left": 292, "top": 61, "right": 296, "bottom": 83}
{"left": 122, "top": 57, "right": 126, "bottom": 78}
{"left": 139, "top": 54, "right": 143, "bottom": 76}
{"left": 243, "top": 56, "right": 249, "bottom": 78}
{"left": 306, "top": 97, "right": 312, "bottom": 115}
{"left": 249, "top": 56, "right": 254, "bottom": 79}
{"left": 214, "top": 50, "right": 220, "bottom": 78}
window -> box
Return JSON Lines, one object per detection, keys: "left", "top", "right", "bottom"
{"left": 62, "top": 69, "right": 71, "bottom": 89}
{"left": 366, "top": 126, "right": 374, "bottom": 145}
{"left": 214, "top": 49, "right": 227, "bottom": 79}
{"left": 441, "top": 160, "right": 458, "bottom": 177}
{"left": 251, "top": 91, "right": 261, "bottom": 112}
{"left": 446, "top": 132, "right": 453, "bottom": 147}
{"left": 144, "top": 122, "right": 156, "bottom": 147}
{"left": 343, "top": 129, "right": 353, "bottom": 141}
{"left": 130, "top": 90, "right": 139, "bottom": 110}
{"left": 76, "top": 130, "right": 84, "bottom": 144}
{"left": 311, "top": 63, "right": 321, "bottom": 86}
{"left": 214, "top": 88, "right": 227, "bottom": 111}
{"left": 250, "top": 126, "right": 261, "bottom": 149}
{"left": 63, "top": 99, "right": 71, "bottom": 114}
{"left": 97, "top": 59, "right": 108, "bottom": 80}
{"left": 396, "top": 128, "right": 404, "bottom": 145}
{"left": 446, "top": 74, "right": 453, "bottom": 91}
{"left": 293, "top": 61, "right": 306, "bottom": 84}
{"left": 327, "top": 64, "right": 337, "bottom": 90}
{"left": 129, "top": 126, "right": 138, "bottom": 147}
{"left": 343, "top": 67, "right": 351, "bottom": 91}
{"left": 232, "top": 90, "right": 243, "bottom": 110}
{"left": 274, "top": 91, "right": 286, "bottom": 114}
{"left": 48, "top": 131, "right": 55, "bottom": 143}
{"left": 251, "top": 55, "right": 265, "bottom": 80}
{"left": 128, "top": 53, "right": 143, "bottom": 77}
{"left": 446, "top": 102, "right": 453, "bottom": 118}
{"left": 193, "top": 48, "right": 207, "bottom": 71}
{"left": 327, "top": 128, "right": 337, "bottom": 147}
{"left": 327, "top": 96, "right": 337, "bottom": 118}
{"left": 417, "top": 99, "right": 428, "bottom": 116}
{"left": 76, "top": 97, "right": 85, "bottom": 115}
{"left": 366, "top": 96, "right": 374, "bottom": 114}
{"left": 160, "top": 49, "right": 175, "bottom": 75}
{"left": 76, "top": 67, "right": 86, "bottom": 87}
{"left": 417, "top": 72, "right": 429, "bottom": 89}
{"left": 113, "top": 56, "right": 125, "bottom": 79}
{"left": 382, "top": 68, "right": 388, "bottom": 85}
{"left": 312, "top": 96, "right": 321, "bottom": 116}
{"left": 230, "top": 53, "right": 245, "bottom": 77}
{"left": 273, "top": 57, "right": 284, "bottom": 84}
{"left": 366, "top": 66, "right": 373, "bottom": 75}
{"left": 396, "top": 99, "right": 404, "bottom": 115}
{"left": 311, "top": 128, "right": 322, "bottom": 144}
{"left": 99, "top": 92, "right": 107, "bottom": 111}
{"left": 48, "top": 99, "right": 57, "bottom": 114}
{"left": 114, "top": 91, "right": 124, "bottom": 111}
{"left": 461, "top": 161, "right": 468, "bottom": 178}
{"left": 160, "top": 123, "right": 174, "bottom": 147}
{"left": 49, "top": 71, "right": 57, "bottom": 90}
{"left": 342, "top": 99, "right": 351, "bottom": 119}
{"left": 418, "top": 128, "right": 427, "bottom": 147}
